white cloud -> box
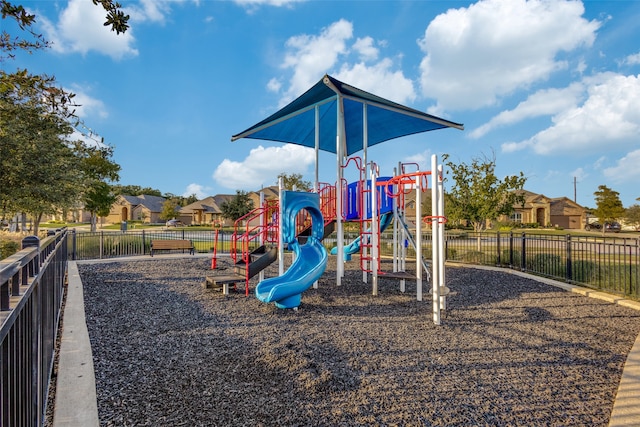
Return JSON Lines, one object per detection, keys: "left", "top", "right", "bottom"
{"left": 182, "top": 183, "right": 211, "bottom": 199}
{"left": 418, "top": 0, "right": 600, "bottom": 111}
{"left": 402, "top": 150, "right": 433, "bottom": 171}
{"left": 280, "top": 19, "right": 354, "bottom": 104}
{"left": 213, "top": 144, "right": 315, "bottom": 190}
{"left": 234, "top": 0, "right": 303, "bottom": 8}
{"left": 502, "top": 73, "right": 640, "bottom": 155}
{"left": 127, "top": 0, "right": 171, "bottom": 23}
{"left": 621, "top": 51, "right": 640, "bottom": 66}
{"left": 471, "top": 83, "right": 584, "bottom": 138}
{"left": 67, "top": 87, "right": 108, "bottom": 119}
{"left": 570, "top": 167, "right": 588, "bottom": 182}
{"left": 334, "top": 59, "right": 416, "bottom": 105}
{"left": 603, "top": 150, "right": 640, "bottom": 184}
{"left": 266, "top": 78, "right": 281, "bottom": 93}
{"left": 277, "top": 19, "right": 415, "bottom": 106}
{"left": 353, "top": 36, "right": 379, "bottom": 62}
{"left": 40, "top": 0, "right": 138, "bottom": 59}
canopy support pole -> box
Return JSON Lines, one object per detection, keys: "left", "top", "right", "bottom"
{"left": 314, "top": 105, "right": 320, "bottom": 192}
{"left": 335, "top": 96, "right": 345, "bottom": 286}
{"left": 362, "top": 103, "right": 369, "bottom": 284}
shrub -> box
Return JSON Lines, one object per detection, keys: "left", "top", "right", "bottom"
{"left": 527, "top": 253, "right": 565, "bottom": 277}
{"left": 0, "top": 239, "right": 20, "bottom": 260}
{"left": 501, "top": 249, "right": 521, "bottom": 267}
{"left": 571, "top": 260, "right": 598, "bottom": 284}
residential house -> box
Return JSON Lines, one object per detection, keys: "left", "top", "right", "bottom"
{"left": 508, "top": 190, "right": 551, "bottom": 227}
{"left": 105, "top": 194, "right": 166, "bottom": 224}
{"left": 179, "top": 195, "right": 235, "bottom": 226}
{"left": 507, "top": 190, "right": 586, "bottom": 229}
{"left": 549, "top": 197, "right": 587, "bottom": 229}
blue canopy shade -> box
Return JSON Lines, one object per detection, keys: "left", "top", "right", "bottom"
{"left": 231, "top": 74, "right": 463, "bottom": 156}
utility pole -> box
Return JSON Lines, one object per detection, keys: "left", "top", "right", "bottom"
{"left": 574, "top": 176, "right": 577, "bottom": 203}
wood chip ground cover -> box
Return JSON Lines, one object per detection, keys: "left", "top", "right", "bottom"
{"left": 78, "top": 257, "right": 640, "bottom": 426}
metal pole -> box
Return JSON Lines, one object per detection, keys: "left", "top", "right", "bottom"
{"left": 416, "top": 173, "right": 423, "bottom": 302}
{"left": 278, "top": 178, "right": 284, "bottom": 276}
{"left": 431, "top": 154, "right": 440, "bottom": 325}
{"left": 438, "top": 163, "right": 446, "bottom": 311}
{"left": 371, "top": 164, "right": 378, "bottom": 296}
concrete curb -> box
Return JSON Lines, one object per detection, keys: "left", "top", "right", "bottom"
{"left": 53, "top": 261, "right": 99, "bottom": 427}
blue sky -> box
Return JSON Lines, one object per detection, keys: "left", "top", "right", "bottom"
{"left": 6, "top": 0, "right": 640, "bottom": 207}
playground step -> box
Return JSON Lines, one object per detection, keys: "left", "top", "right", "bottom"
{"left": 233, "top": 245, "right": 278, "bottom": 278}
{"left": 377, "top": 271, "right": 416, "bottom": 280}
{"left": 202, "top": 275, "right": 245, "bottom": 294}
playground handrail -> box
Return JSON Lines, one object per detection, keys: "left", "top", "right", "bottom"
{"left": 383, "top": 171, "right": 431, "bottom": 198}
{"left": 231, "top": 199, "right": 279, "bottom": 264}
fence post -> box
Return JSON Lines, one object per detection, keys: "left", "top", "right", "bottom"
{"left": 496, "top": 231, "right": 501, "bottom": 266}
{"left": 565, "top": 234, "right": 572, "bottom": 282}
{"left": 520, "top": 232, "right": 526, "bottom": 271}
{"left": 22, "top": 235, "right": 40, "bottom": 276}
{"left": 509, "top": 231, "right": 514, "bottom": 268}
{"left": 100, "top": 231, "right": 104, "bottom": 259}
{"left": 71, "top": 229, "right": 77, "bottom": 260}
{"left": 142, "top": 230, "right": 146, "bottom": 255}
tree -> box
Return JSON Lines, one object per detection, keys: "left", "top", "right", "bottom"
{"left": 277, "top": 173, "right": 311, "bottom": 191}
{"left": 624, "top": 204, "right": 640, "bottom": 231}
{"left": 113, "top": 185, "right": 162, "bottom": 197}
{"left": 0, "top": 89, "right": 81, "bottom": 234}
{"left": 183, "top": 193, "right": 199, "bottom": 206}
{"left": 1, "top": 0, "right": 126, "bottom": 233}
{"left": 444, "top": 153, "right": 527, "bottom": 232}
{"left": 84, "top": 181, "right": 116, "bottom": 231}
{"left": 593, "top": 185, "right": 625, "bottom": 234}
{"left": 220, "top": 191, "right": 254, "bottom": 221}
{"left": 160, "top": 199, "right": 181, "bottom": 221}
{"left": 76, "top": 143, "right": 120, "bottom": 231}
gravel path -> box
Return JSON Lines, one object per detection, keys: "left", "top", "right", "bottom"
{"left": 78, "top": 257, "right": 640, "bottom": 426}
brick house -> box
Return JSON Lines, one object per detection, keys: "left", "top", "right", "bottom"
{"left": 105, "top": 194, "right": 166, "bottom": 224}
{"left": 507, "top": 190, "right": 586, "bottom": 229}
{"left": 179, "top": 195, "right": 235, "bottom": 226}
{"left": 549, "top": 197, "right": 587, "bottom": 229}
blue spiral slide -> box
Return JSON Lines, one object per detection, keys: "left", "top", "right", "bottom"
{"left": 255, "top": 191, "right": 328, "bottom": 309}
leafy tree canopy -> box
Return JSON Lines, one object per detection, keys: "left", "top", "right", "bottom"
{"left": 277, "top": 173, "right": 311, "bottom": 191}
{"left": 444, "top": 153, "right": 527, "bottom": 232}
{"left": 160, "top": 198, "right": 181, "bottom": 221}
{"left": 593, "top": 185, "right": 625, "bottom": 229}
{"left": 113, "top": 185, "right": 162, "bottom": 197}
{"left": 221, "top": 191, "right": 254, "bottom": 221}
{"left": 624, "top": 204, "right": 640, "bottom": 231}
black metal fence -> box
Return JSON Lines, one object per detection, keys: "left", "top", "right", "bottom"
{"left": 68, "top": 229, "right": 639, "bottom": 300}
{"left": 442, "top": 231, "right": 639, "bottom": 300}
{"left": 1, "top": 229, "right": 68, "bottom": 426}
{"left": 68, "top": 229, "right": 220, "bottom": 260}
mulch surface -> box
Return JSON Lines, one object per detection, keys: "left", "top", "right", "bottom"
{"left": 77, "top": 256, "right": 640, "bottom": 426}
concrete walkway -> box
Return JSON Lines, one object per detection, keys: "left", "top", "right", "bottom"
{"left": 53, "top": 260, "right": 640, "bottom": 426}
{"left": 53, "top": 261, "right": 99, "bottom": 427}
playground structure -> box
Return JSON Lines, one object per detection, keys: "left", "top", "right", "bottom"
{"left": 223, "top": 74, "right": 462, "bottom": 323}
{"left": 206, "top": 154, "right": 448, "bottom": 323}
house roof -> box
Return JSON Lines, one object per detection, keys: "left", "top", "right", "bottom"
{"left": 550, "top": 197, "right": 585, "bottom": 215}
{"left": 120, "top": 194, "right": 166, "bottom": 213}
{"left": 181, "top": 196, "right": 223, "bottom": 214}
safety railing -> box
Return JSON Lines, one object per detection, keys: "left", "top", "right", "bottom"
{"left": 442, "top": 231, "right": 639, "bottom": 300}
{"left": 67, "top": 228, "right": 639, "bottom": 300}
{"left": 68, "top": 229, "right": 220, "bottom": 260}
{"left": 1, "top": 228, "right": 68, "bottom": 426}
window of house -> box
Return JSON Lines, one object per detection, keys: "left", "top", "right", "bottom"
{"left": 510, "top": 212, "right": 522, "bottom": 223}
